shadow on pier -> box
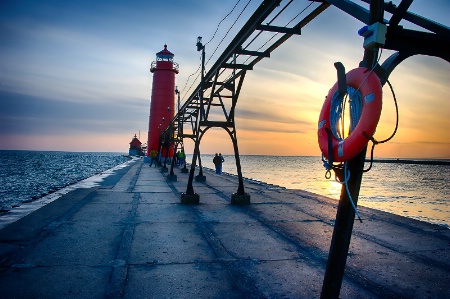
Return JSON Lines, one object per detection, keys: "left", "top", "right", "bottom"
{"left": 0, "top": 159, "right": 449, "bottom": 298}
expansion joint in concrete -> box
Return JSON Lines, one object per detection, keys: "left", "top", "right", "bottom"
{"left": 126, "top": 162, "right": 143, "bottom": 192}
{"left": 193, "top": 214, "right": 263, "bottom": 297}
{"left": 105, "top": 192, "right": 140, "bottom": 298}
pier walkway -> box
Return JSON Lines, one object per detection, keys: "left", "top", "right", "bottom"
{"left": 0, "top": 159, "right": 449, "bottom": 298}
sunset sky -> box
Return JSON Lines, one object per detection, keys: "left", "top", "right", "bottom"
{"left": 1, "top": 0, "right": 449, "bottom": 158}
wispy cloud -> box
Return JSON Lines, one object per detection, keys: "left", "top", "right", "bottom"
{"left": 0, "top": 1, "right": 449, "bottom": 157}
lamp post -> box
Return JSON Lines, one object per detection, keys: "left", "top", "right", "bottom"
{"left": 182, "top": 37, "right": 207, "bottom": 204}
{"left": 197, "top": 37, "right": 205, "bottom": 111}
{"left": 175, "top": 86, "right": 180, "bottom": 114}
{"left": 194, "top": 36, "right": 206, "bottom": 182}
{"left": 157, "top": 124, "right": 163, "bottom": 167}
{"left": 175, "top": 86, "right": 188, "bottom": 173}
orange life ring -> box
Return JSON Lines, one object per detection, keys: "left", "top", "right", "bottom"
{"left": 318, "top": 67, "right": 382, "bottom": 162}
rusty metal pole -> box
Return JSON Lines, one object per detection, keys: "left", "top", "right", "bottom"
{"left": 320, "top": 2, "right": 383, "bottom": 298}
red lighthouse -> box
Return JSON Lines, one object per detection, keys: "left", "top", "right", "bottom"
{"left": 147, "top": 44, "right": 179, "bottom": 157}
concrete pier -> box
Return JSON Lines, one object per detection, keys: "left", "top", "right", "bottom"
{"left": 0, "top": 159, "right": 449, "bottom": 298}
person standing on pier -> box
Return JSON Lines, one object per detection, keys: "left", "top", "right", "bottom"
{"left": 219, "top": 153, "right": 224, "bottom": 174}
{"left": 149, "top": 148, "right": 158, "bottom": 167}
{"left": 178, "top": 150, "right": 185, "bottom": 167}
{"left": 213, "top": 153, "right": 225, "bottom": 174}
{"left": 213, "top": 153, "right": 221, "bottom": 174}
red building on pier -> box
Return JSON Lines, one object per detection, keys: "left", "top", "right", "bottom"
{"left": 129, "top": 134, "right": 143, "bottom": 156}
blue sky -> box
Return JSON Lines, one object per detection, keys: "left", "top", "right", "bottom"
{"left": 1, "top": 0, "right": 449, "bottom": 158}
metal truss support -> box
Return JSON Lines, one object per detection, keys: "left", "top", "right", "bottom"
{"left": 178, "top": 0, "right": 296, "bottom": 204}
{"left": 166, "top": 136, "right": 181, "bottom": 182}
{"left": 159, "top": 0, "right": 449, "bottom": 296}
{"left": 228, "top": 124, "right": 250, "bottom": 205}
{"left": 180, "top": 100, "right": 202, "bottom": 204}
{"left": 166, "top": 0, "right": 330, "bottom": 205}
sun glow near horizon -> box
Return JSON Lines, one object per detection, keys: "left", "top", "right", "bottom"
{"left": 0, "top": 1, "right": 449, "bottom": 159}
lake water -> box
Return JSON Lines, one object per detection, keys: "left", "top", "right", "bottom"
{"left": 0, "top": 150, "right": 130, "bottom": 209}
{"left": 199, "top": 154, "right": 450, "bottom": 229}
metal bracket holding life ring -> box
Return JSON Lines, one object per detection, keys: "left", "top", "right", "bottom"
{"left": 318, "top": 65, "right": 383, "bottom": 163}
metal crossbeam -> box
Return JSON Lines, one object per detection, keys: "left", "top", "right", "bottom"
{"left": 388, "top": 0, "right": 413, "bottom": 27}
{"left": 257, "top": 24, "right": 301, "bottom": 34}
{"left": 221, "top": 63, "right": 253, "bottom": 70}
{"left": 235, "top": 48, "right": 270, "bottom": 57}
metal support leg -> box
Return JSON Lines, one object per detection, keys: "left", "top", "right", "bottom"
{"left": 181, "top": 160, "right": 189, "bottom": 173}
{"left": 320, "top": 149, "right": 366, "bottom": 299}
{"left": 180, "top": 144, "right": 188, "bottom": 173}
{"left": 161, "top": 144, "right": 169, "bottom": 173}
{"left": 167, "top": 148, "right": 177, "bottom": 181}
{"left": 230, "top": 132, "right": 250, "bottom": 205}
{"left": 195, "top": 149, "right": 206, "bottom": 182}
{"left": 181, "top": 140, "right": 200, "bottom": 204}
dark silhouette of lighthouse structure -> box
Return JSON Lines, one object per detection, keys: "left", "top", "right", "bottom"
{"left": 147, "top": 44, "right": 179, "bottom": 157}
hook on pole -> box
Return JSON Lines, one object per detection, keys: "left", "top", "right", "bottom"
{"left": 334, "top": 62, "right": 347, "bottom": 95}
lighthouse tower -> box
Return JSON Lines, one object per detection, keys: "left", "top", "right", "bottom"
{"left": 147, "top": 44, "right": 179, "bottom": 157}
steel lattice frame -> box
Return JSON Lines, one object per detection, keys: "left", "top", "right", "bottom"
{"left": 158, "top": 2, "right": 449, "bottom": 295}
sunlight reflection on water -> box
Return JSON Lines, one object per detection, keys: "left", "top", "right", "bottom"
{"left": 200, "top": 155, "right": 450, "bottom": 228}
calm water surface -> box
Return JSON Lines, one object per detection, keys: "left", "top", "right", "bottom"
{"left": 200, "top": 155, "right": 450, "bottom": 228}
